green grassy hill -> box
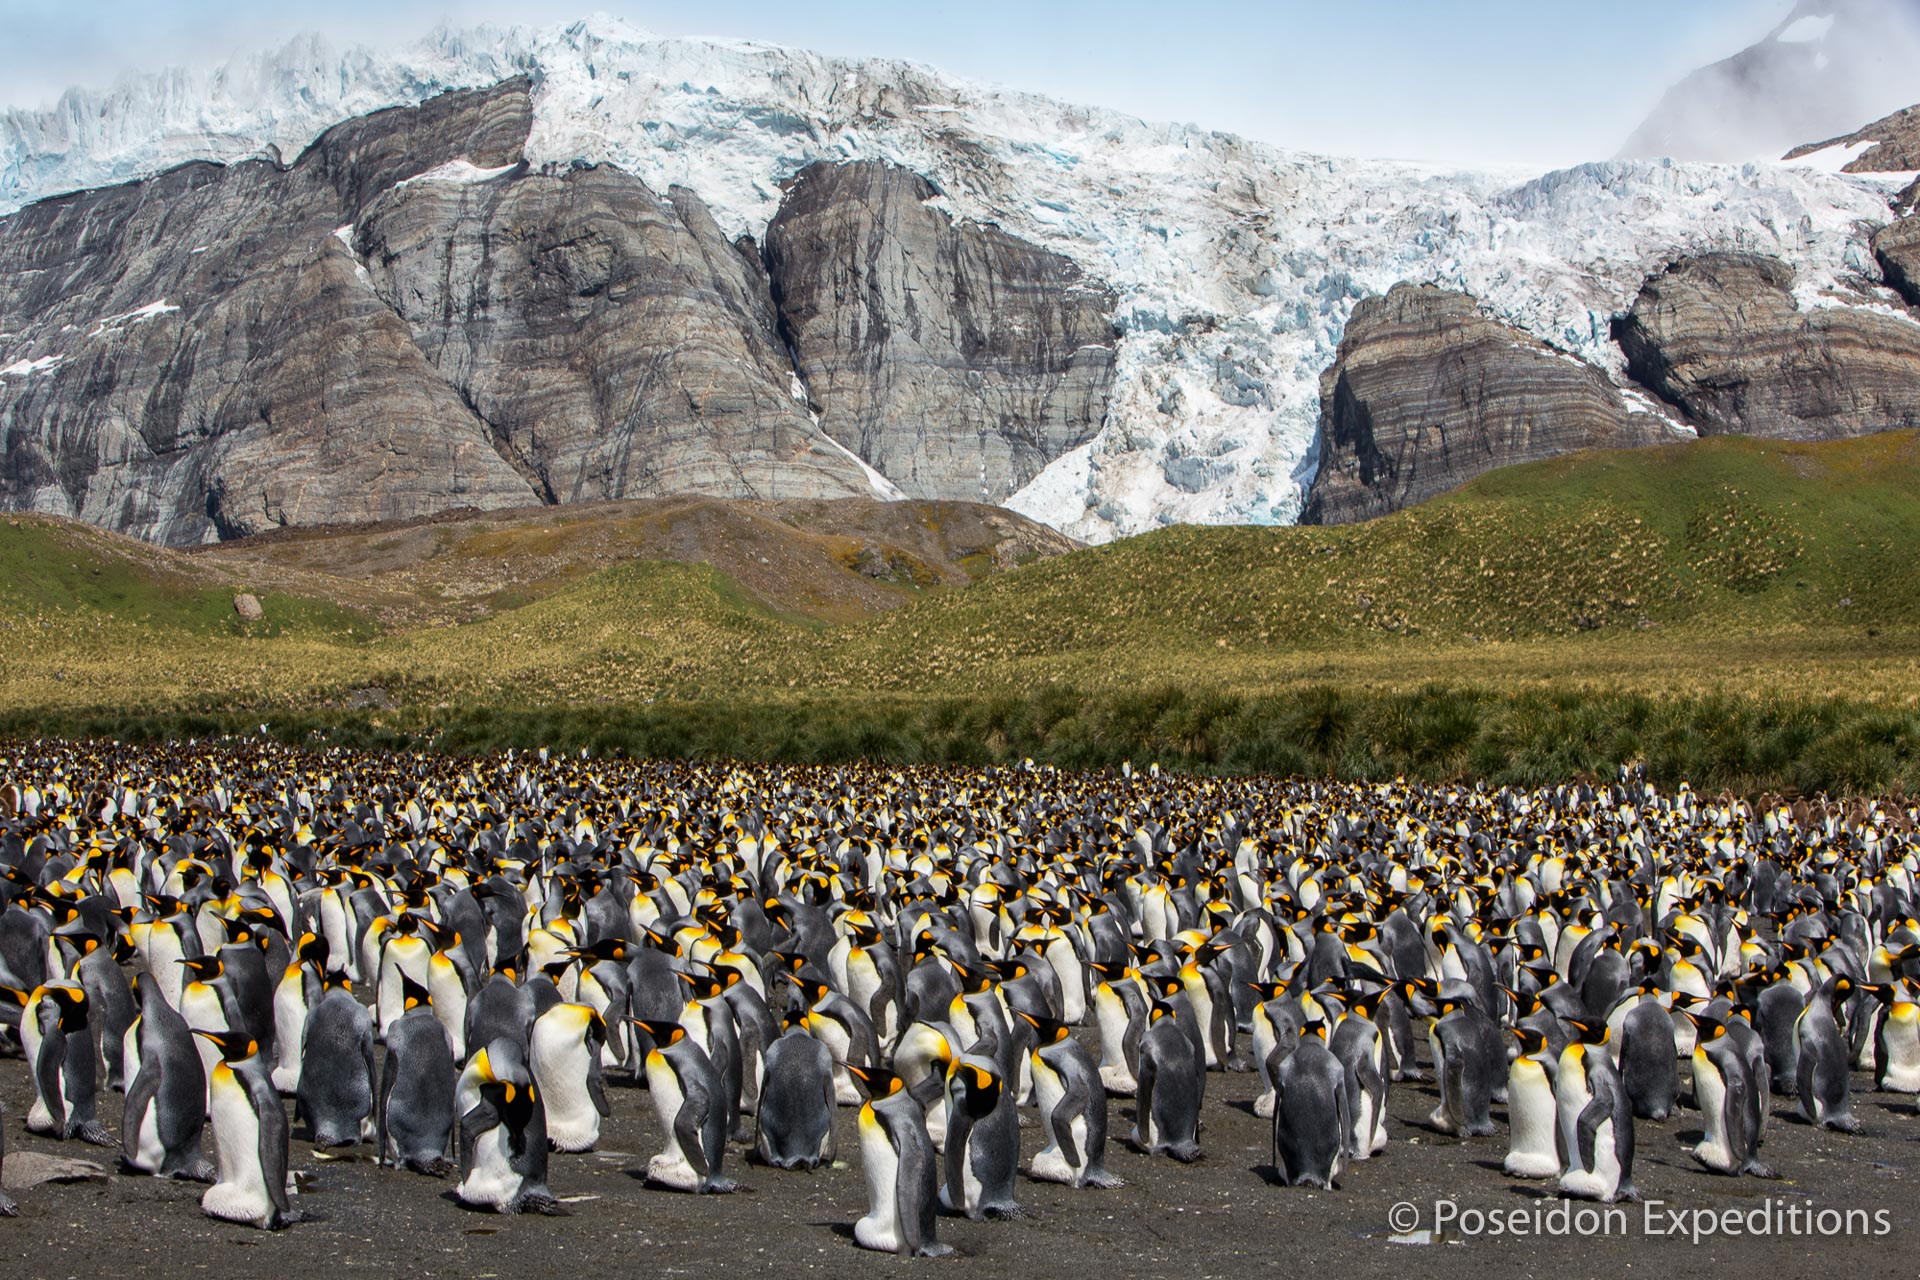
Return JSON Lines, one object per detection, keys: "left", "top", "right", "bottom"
{"left": 6, "top": 433, "right": 1920, "bottom": 791}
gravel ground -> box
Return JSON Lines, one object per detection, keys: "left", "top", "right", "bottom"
{"left": 4, "top": 1032, "right": 1918, "bottom": 1280}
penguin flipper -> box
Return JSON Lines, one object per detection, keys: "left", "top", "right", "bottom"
{"left": 674, "top": 1081, "right": 713, "bottom": 1182}
{"left": 255, "top": 1076, "right": 293, "bottom": 1222}
{"left": 375, "top": 1043, "right": 399, "bottom": 1166}
{"left": 1572, "top": 1094, "right": 1609, "bottom": 1175}
{"left": 1049, "top": 1071, "right": 1088, "bottom": 1171}
{"left": 457, "top": 1100, "right": 499, "bottom": 1180}
{"left": 32, "top": 1018, "right": 68, "bottom": 1135}
{"left": 121, "top": 1066, "right": 161, "bottom": 1172}
{"left": 587, "top": 1050, "right": 611, "bottom": 1120}
{"left": 1132, "top": 1051, "right": 1158, "bottom": 1151}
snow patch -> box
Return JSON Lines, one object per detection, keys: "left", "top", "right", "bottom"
{"left": 86, "top": 301, "right": 178, "bottom": 337}
{"left": 1777, "top": 14, "right": 1836, "bottom": 43}
{"left": 0, "top": 354, "right": 65, "bottom": 378}
{"left": 390, "top": 158, "right": 520, "bottom": 188}
{"left": 1784, "top": 140, "right": 1874, "bottom": 173}
{"left": 813, "top": 419, "right": 907, "bottom": 503}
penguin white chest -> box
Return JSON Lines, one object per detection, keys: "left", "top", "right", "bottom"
{"left": 644, "top": 1052, "right": 699, "bottom": 1191}
{"left": 853, "top": 1106, "right": 903, "bottom": 1252}
{"left": 459, "top": 1121, "right": 523, "bottom": 1210}
{"left": 203, "top": 1072, "right": 270, "bottom": 1226}
{"left": 1691, "top": 1052, "right": 1732, "bottom": 1169}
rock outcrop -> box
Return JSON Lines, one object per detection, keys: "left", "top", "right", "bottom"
{"left": 1871, "top": 210, "right": 1920, "bottom": 305}
{"left": 0, "top": 81, "right": 546, "bottom": 544}
{"left": 1785, "top": 101, "right": 1920, "bottom": 171}
{"left": 764, "top": 161, "right": 1117, "bottom": 504}
{"left": 1613, "top": 252, "right": 1920, "bottom": 440}
{"left": 354, "top": 168, "right": 868, "bottom": 504}
{"left": 1301, "top": 285, "right": 1669, "bottom": 525}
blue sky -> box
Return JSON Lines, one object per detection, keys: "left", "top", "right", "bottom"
{"left": 0, "top": 1, "right": 1794, "bottom": 164}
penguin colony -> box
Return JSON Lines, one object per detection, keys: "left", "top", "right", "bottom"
{"left": 0, "top": 739, "right": 1916, "bottom": 1254}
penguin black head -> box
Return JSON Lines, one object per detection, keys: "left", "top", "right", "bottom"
{"left": 780, "top": 1008, "right": 809, "bottom": 1034}
{"left": 568, "top": 939, "right": 630, "bottom": 964}
{"left": 296, "top": 932, "right": 330, "bottom": 968}
{"left": 846, "top": 1064, "right": 905, "bottom": 1099}
{"left": 1512, "top": 1025, "right": 1549, "bottom": 1056}
{"left": 1563, "top": 1016, "right": 1610, "bottom": 1046}
{"left": 193, "top": 1029, "right": 258, "bottom": 1063}
{"left": 38, "top": 983, "right": 89, "bottom": 1030}
{"left": 1015, "top": 1011, "right": 1072, "bottom": 1045}
{"left": 178, "top": 955, "right": 224, "bottom": 982}
{"left": 949, "top": 1060, "right": 1002, "bottom": 1117}
{"left": 322, "top": 972, "right": 354, "bottom": 994}
{"left": 399, "top": 970, "right": 432, "bottom": 1012}
{"left": 633, "top": 1018, "right": 686, "bottom": 1049}
{"left": 676, "top": 969, "right": 726, "bottom": 1001}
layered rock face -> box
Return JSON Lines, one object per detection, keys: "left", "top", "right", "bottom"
{"left": 1301, "top": 286, "right": 1670, "bottom": 525}
{"left": 354, "top": 169, "right": 864, "bottom": 504}
{"left": 1785, "top": 102, "right": 1920, "bottom": 171}
{"left": 1613, "top": 252, "right": 1920, "bottom": 440}
{"left": 764, "top": 161, "right": 1117, "bottom": 504}
{"left": 0, "top": 82, "right": 545, "bottom": 544}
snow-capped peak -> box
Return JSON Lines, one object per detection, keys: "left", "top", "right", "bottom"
{"left": 0, "top": 20, "right": 1907, "bottom": 543}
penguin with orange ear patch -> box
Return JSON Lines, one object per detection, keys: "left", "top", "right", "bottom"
{"left": 848, "top": 1065, "right": 951, "bottom": 1258}
{"left": 1020, "top": 1012, "right": 1121, "bottom": 1188}
{"left": 455, "top": 1037, "right": 563, "bottom": 1215}
{"left": 18, "top": 982, "right": 115, "bottom": 1144}
{"left": 198, "top": 1030, "right": 297, "bottom": 1229}
{"left": 635, "top": 1019, "right": 736, "bottom": 1194}
{"left": 1131, "top": 995, "right": 1204, "bottom": 1162}
{"left": 940, "top": 1052, "right": 1021, "bottom": 1219}
{"left": 1272, "top": 1018, "right": 1349, "bottom": 1189}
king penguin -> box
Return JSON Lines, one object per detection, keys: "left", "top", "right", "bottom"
{"left": 1689, "top": 1014, "right": 1775, "bottom": 1178}
{"left": 454, "top": 1037, "right": 564, "bottom": 1214}
{"left": 940, "top": 1052, "right": 1022, "bottom": 1219}
{"left": 1555, "top": 1018, "right": 1637, "bottom": 1203}
{"left": 122, "top": 972, "right": 215, "bottom": 1180}
{"left": 755, "top": 1011, "right": 838, "bottom": 1170}
{"left": 1022, "top": 1012, "right": 1122, "bottom": 1188}
{"left": 1504, "top": 1025, "right": 1560, "bottom": 1179}
{"left": 635, "top": 1019, "right": 736, "bottom": 1194}
{"left": 848, "top": 1065, "right": 952, "bottom": 1258}
{"left": 377, "top": 972, "right": 458, "bottom": 1175}
{"left": 296, "top": 973, "right": 376, "bottom": 1148}
{"left": 1131, "top": 996, "right": 1204, "bottom": 1162}
{"left": 18, "top": 981, "right": 115, "bottom": 1144}
{"left": 1796, "top": 974, "right": 1863, "bottom": 1132}
{"left": 529, "top": 1001, "right": 610, "bottom": 1153}
{"left": 198, "top": 1030, "right": 297, "bottom": 1230}
{"left": 1272, "top": 1019, "right": 1349, "bottom": 1189}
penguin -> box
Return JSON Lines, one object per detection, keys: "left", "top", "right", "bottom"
{"left": 1795, "top": 974, "right": 1862, "bottom": 1132}
{"left": 1022, "top": 1012, "right": 1122, "bottom": 1188}
{"left": 1328, "top": 993, "right": 1390, "bottom": 1158}
{"left": 1271, "top": 1020, "right": 1350, "bottom": 1189}
{"left": 465, "top": 965, "right": 535, "bottom": 1060}
{"left": 940, "top": 1052, "right": 1022, "bottom": 1219}
{"left": 198, "top": 1030, "right": 297, "bottom": 1230}
{"left": 529, "top": 1001, "right": 610, "bottom": 1153}
{"left": 1555, "top": 1019, "right": 1637, "bottom": 1203}
{"left": 1504, "top": 1025, "right": 1561, "bottom": 1179}
{"left": 1131, "top": 997, "right": 1204, "bottom": 1161}
{"left": 1873, "top": 989, "right": 1920, "bottom": 1093}
{"left": 1615, "top": 992, "right": 1679, "bottom": 1121}
{"left": 270, "top": 934, "right": 325, "bottom": 1094}
{"left": 1689, "top": 1014, "right": 1775, "bottom": 1179}
{"left": 635, "top": 1019, "right": 736, "bottom": 1194}
{"left": 454, "top": 1038, "right": 564, "bottom": 1215}
{"left": 1425, "top": 996, "right": 1502, "bottom": 1137}
{"left": 848, "top": 1066, "right": 952, "bottom": 1258}
{"left": 1755, "top": 977, "right": 1805, "bottom": 1096}
{"left": 54, "top": 921, "right": 137, "bottom": 1093}
{"left": 1089, "top": 963, "right": 1146, "bottom": 1095}
{"left": 17, "top": 982, "right": 115, "bottom": 1144}
{"left": 122, "top": 973, "right": 215, "bottom": 1180}
{"left": 1249, "top": 980, "right": 1303, "bottom": 1120}
{"left": 296, "top": 974, "right": 376, "bottom": 1148}
{"left": 754, "top": 1011, "right": 838, "bottom": 1170}
{"left": 377, "top": 973, "right": 458, "bottom": 1175}
{"left": 178, "top": 954, "right": 233, "bottom": 1102}
{"left": 799, "top": 985, "right": 879, "bottom": 1106}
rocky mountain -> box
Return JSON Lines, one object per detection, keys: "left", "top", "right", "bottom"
{"left": 1785, "top": 102, "right": 1920, "bottom": 172}
{"left": 0, "top": 18, "right": 1912, "bottom": 543}
{"left": 1302, "top": 286, "right": 1673, "bottom": 525}
{"left": 1622, "top": 0, "right": 1920, "bottom": 164}
{"left": 1614, "top": 252, "right": 1920, "bottom": 441}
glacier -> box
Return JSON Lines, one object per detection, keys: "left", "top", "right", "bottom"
{"left": 0, "top": 15, "right": 1908, "bottom": 543}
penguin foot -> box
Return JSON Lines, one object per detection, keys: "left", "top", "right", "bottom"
{"left": 1225, "top": 1054, "right": 1253, "bottom": 1073}
{"left": 75, "top": 1122, "right": 119, "bottom": 1148}
{"left": 517, "top": 1192, "right": 571, "bottom": 1216}
{"left": 703, "top": 1177, "right": 740, "bottom": 1195}
{"left": 0, "top": 1195, "right": 16, "bottom": 1217}
{"left": 983, "top": 1203, "right": 1026, "bottom": 1220}
{"left": 173, "top": 1159, "right": 219, "bottom": 1184}
{"left": 407, "top": 1156, "right": 456, "bottom": 1178}
{"left": 1164, "top": 1141, "right": 1205, "bottom": 1163}
{"left": 1822, "top": 1115, "right": 1864, "bottom": 1135}
{"left": 1081, "top": 1170, "right": 1126, "bottom": 1189}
